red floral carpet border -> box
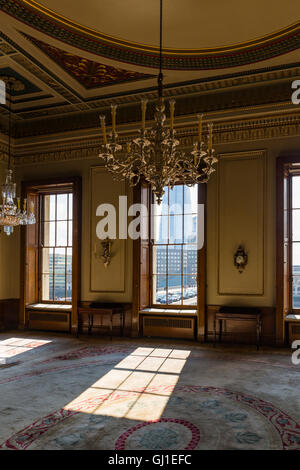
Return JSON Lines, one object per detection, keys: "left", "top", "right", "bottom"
{"left": 1, "top": 385, "right": 300, "bottom": 450}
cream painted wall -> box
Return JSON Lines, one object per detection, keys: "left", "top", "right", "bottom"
{"left": 207, "top": 135, "right": 300, "bottom": 308}
{"left": 0, "top": 134, "right": 299, "bottom": 308}
{"left": 13, "top": 156, "right": 133, "bottom": 303}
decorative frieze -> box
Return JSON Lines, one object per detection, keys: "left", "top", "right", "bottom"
{"left": 12, "top": 112, "right": 300, "bottom": 165}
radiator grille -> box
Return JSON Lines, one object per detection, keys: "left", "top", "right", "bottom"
{"left": 291, "top": 325, "right": 300, "bottom": 334}
{"left": 28, "top": 310, "right": 70, "bottom": 332}
{"left": 142, "top": 315, "right": 195, "bottom": 339}
{"left": 29, "top": 312, "right": 68, "bottom": 322}
{"left": 144, "top": 317, "right": 192, "bottom": 329}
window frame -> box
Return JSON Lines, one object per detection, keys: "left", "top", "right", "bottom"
{"left": 38, "top": 190, "right": 73, "bottom": 305}
{"left": 276, "top": 156, "right": 300, "bottom": 345}
{"left": 149, "top": 184, "right": 198, "bottom": 309}
{"left": 20, "top": 177, "right": 81, "bottom": 332}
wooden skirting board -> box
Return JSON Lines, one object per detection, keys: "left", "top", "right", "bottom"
{"left": 0, "top": 299, "right": 19, "bottom": 331}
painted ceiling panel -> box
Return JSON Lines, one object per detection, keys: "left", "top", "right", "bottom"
{"left": 25, "top": 35, "right": 154, "bottom": 89}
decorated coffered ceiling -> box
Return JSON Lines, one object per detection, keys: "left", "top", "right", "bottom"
{"left": 0, "top": 0, "right": 299, "bottom": 142}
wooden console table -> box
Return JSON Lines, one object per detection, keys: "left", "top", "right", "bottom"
{"left": 213, "top": 306, "right": 262, "bottom": 350}
{"left": 77, "top": 303, "right": 127, "bottom": 339}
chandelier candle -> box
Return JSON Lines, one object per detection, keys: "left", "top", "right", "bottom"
{"left": 198, "top": 114, "right": 203, "bottom": 143}
{"left": 111, "top": 105, "right": 117, "bottom": 133}
{"left": 208, "top": 123, "right": 213, "bottom": 150}
{"left": 100, "top": 115, "right": 107, "bottom": 145}
{"left": 141, "top": 99, "right": 147, "bottom": 131}
{"left": 169, "top": 99, "right": 175, "bottom": 130}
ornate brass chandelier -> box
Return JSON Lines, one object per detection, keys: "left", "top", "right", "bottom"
{"left": 0, "top": 80, "right": 36, "bottom": 236}
{"left": 99, "top": 0, "right": 218, "bottom": 204}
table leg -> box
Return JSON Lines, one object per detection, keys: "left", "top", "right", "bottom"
{"left": 213, "top": 316, "right": 217, "bottom": 347}
{"left": 121, "top": 311, "right": 125, "bottom": 337}
{"left": 219, "top": 319, "right": 223, "bottom": 343}
{"left": 76, "top": 309, "right": 79, "bottom": 338}
{"left": 110, "top": 312, "right": 113, "bottom": 341}
{"left": 88, "top": 314, "right": 93, "bottom": 335}
{"left": 257, "top": 317, "right": 262, "bottom": 350}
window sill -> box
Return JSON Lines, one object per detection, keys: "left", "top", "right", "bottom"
{"left": 140, "top": 307, "right": 197, "bottom": 316}
{"left": 285, "top": 314, "right": 300, "bottom": 322}
{"left": 26, "top": 303, "right": 72, "bottom": 312}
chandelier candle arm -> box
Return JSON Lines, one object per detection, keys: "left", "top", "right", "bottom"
{"left": 111, "top": 105, "right": 117, "bottom": 134}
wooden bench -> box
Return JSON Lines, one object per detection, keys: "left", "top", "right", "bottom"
{"left": 77, "top": 303, "right": 127, "bottom": 339}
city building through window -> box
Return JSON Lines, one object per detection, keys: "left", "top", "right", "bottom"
{"left": 151, "top": 184, "right": 198, "bottom": 306}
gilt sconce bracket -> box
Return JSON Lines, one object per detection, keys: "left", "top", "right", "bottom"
{"left": 234, "top": 245, "right": 248, "bottom": 273}
{"left": 94, "top": 237, "right": 113, "bottom": 268}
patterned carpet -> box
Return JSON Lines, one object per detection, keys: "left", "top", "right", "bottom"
{"left": 0, "top": 331, "right": 299, "bottom": 450}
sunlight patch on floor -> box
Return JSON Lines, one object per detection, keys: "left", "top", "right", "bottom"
{"left": 0, "top": 337, "right": 52, "bottom": 363}
{"left": 65, "top": 347, "right": 190, "bottom": 421}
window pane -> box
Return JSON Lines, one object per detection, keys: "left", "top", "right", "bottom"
{"left": 68, "top": 193, "right": 73, "bottom": 220}
{"left": 56, "top": 221, "right": 68, "bottom": 246}
{"left": 293, "top": 176, "right": 300, "bottom": 208}
{"left": 293, "top": 276, "right": 300, "bottom": 308}
{"left": 68, "top": 221, "right": 73, "bottom": 246}
{"left": 66, "top": 275, "right": 72, "bottom": 302}
{"left": 153, "top": 275, "right": 167, "bottom": 304}
{"left": 292, "top": 243, "right": 300, "bottom": 271}
{"left": 57, "top": 194, "right": 68, "bottom": 220}
{"left": 153, "top": 188, "right": 168, "bottom": 216}
{"left": 153, "top": 216, "right": 168, "bottom": 244}
{"left": 43, "top": 195, "right": 55, "bottom": 221}
{"left": 168, "top": 275, "right": 182, "bottom": 304}
{"left": 183, "top": 246, "right": 197, "bottom": 274}
{"left": 168, "top": 245, "right": 182, "bottom": 274}
{"left": 43, "top": 222, "right": 55, "bottom": 246}
{"left": 67, "top": 248, "right": 72, "bottom": 275}
{"left": 54, "top": 275, "right": 66, "bottom": 301}
{"left": 184, "top": 214, "right": 197, "bottom": 243}
{"left": 184, "top": 185, "right": 198, "bottom": 214}
{"left": 42, "top": 274, "right": 52, "bottom": 301}
{"left": 183, "top": 275, "right": 197, "bottom": 305}
{"left": 42, "top": 247, "right": 53, "bottom": 274}
{"left": 153, "top": 246, "right": 167, "bottom": 275}
{"left": 293, "top": 210, "right": 300, "bottom": 241}
{"left": 169, "top": 185, "right": 183, "bottom": 215}
{"left": 54, "top": 248, "right": 66, "bottom": 275}
{"left": 169, "top": 215, "right": 182, "bottom": 243}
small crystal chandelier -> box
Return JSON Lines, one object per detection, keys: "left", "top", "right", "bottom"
{"left": 0, "top": 80, "right": 36, "bottom": 235}
{"left": 99, "top": 0, "right": 218, "bottom": 204}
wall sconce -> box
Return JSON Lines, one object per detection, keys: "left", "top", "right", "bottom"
{"left": 234, "top": 245, "right": 248, "bottom": 273}
{"left": 94, "top": 237, "right": 113, "bottom": 268}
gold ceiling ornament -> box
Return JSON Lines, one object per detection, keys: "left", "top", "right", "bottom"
{"left": 0, "top": 78, "right": 36, "bottom": 236}
{"left": 99, "top": 0, "right": 218, "bottom": 204}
